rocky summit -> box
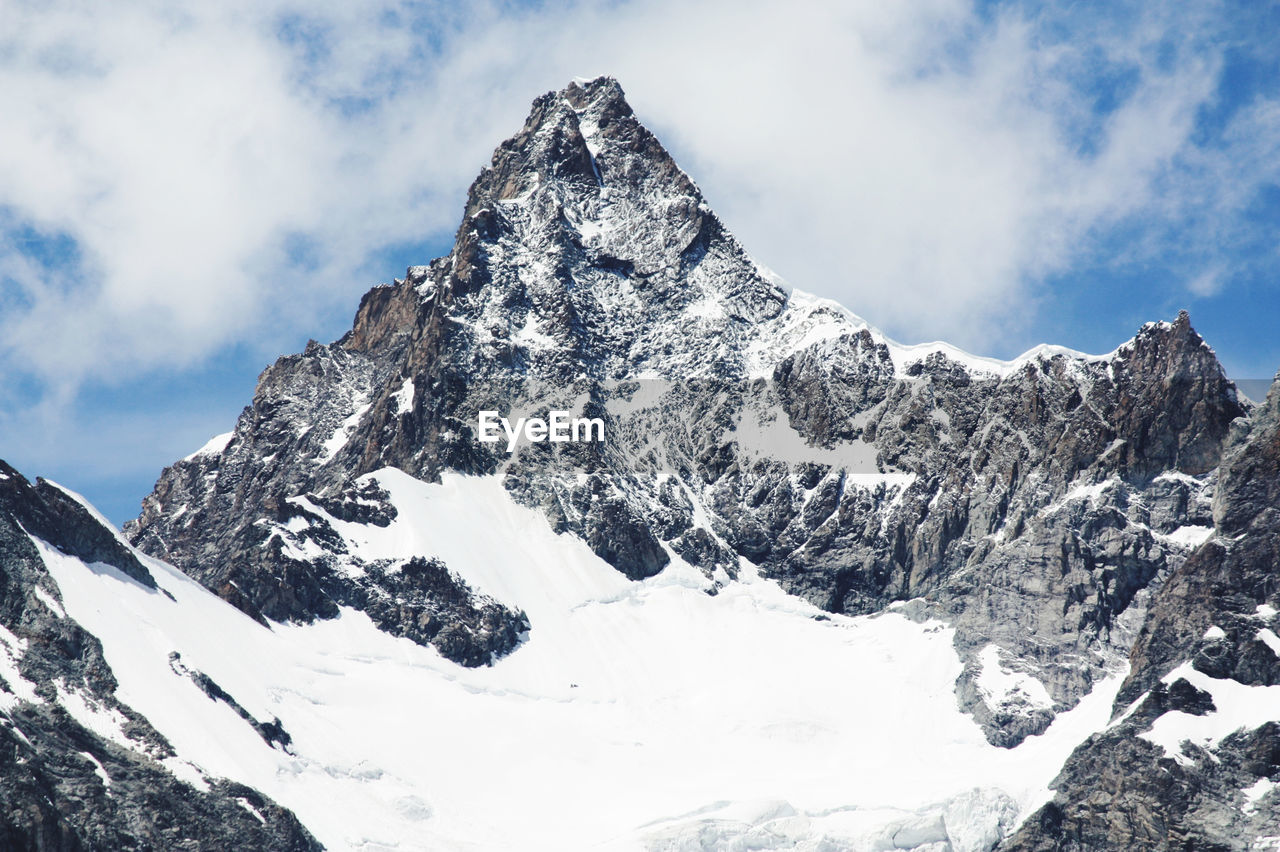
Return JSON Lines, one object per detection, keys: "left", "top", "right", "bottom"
{"left": 1, "top": 78, "right": 1276, "bottom": 850}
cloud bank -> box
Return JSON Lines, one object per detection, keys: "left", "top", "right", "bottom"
{"left": 1, "top": 0, "right": 1277, "bottom": 396}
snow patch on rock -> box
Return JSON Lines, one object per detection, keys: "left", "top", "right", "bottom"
{"left": 184, "top": 432, "right": 233, "bottom": 462}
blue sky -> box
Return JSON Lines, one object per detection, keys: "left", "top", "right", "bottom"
{"left": 1, "top": 0, "right": 1278, "bottom": 524}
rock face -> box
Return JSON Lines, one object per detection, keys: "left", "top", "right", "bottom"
{"left": 1001, "top": 373, "right": 1280, "bottom": 851}
{"left": 119, "top": 77, "right": 1275, "bottom": 847}
{"left": 0, "top": 461, "right": 321, "bottom": 851}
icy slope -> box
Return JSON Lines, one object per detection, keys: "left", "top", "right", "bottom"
{"left": 0, "top": 462, "right": 320, "bottom": 849}
{"left": 43, "top": 471, "right": 1120, "bottom": 851}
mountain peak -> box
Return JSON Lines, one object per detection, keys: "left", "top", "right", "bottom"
{"left": 468, "top": 75, "right": 686, "bottom": 213}
{"left": 562, "top": 75, "right": 629, "bottom": 112}
{"left": 445, "top": 76, "right": 785, "bottom": 364}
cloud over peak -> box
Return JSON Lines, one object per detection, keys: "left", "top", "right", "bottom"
{"left": 1, "top": 0, "right": 1276, "bottom": 394}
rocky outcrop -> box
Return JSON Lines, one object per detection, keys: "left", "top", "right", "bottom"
{"left": 125, "top": 344, "right": 529, "bottom": 667}
{"left": 1001, "top": 373, "right": 1280, "bottom": 850}
{"left": 0, "top": 461, "right": 322, "bottom": 851}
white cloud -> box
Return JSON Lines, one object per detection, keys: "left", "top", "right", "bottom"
{"left": 0, "top": 0, "right": 1275, "bottom": 393}
{"left": 1187, "top": 268, "right": 1224, "bottom": 298}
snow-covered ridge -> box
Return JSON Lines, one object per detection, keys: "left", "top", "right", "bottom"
{"left": 183, "top": 431, "right": 233, "bottom": 462}
{"left": 750, "top": 288, "right": 1119, "bottom": 381}
{"left": 884, "top": 338, "right": 1115, "bottom": 379}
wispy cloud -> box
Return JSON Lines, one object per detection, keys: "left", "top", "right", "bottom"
{"left": 1, "top": 0, "right": 1276, "bottom": 394}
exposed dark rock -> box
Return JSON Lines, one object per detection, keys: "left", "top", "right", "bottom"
{"left": 1, "top": 461, "right": 153, "bottom": 590}
{"left": 1002, "top": 373, "right": 1280, "bottom": 851}
{"left": 307, "top": 480, "right": 398, "bottom": 527}
{"left": 0, "top": 461, "right": 322, "bottom": 850}
{"left": 168, "top": 652, "right": 293, "bottom": 750}
{"left": 358, "top": 557, "right": 528, "bottom": 667}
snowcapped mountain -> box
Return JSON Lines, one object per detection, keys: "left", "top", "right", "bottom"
{"left": 1, "top": 77, "right": 1277, "bottom": 849}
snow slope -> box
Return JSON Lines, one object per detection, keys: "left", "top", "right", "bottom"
{"left": 37, "top": 472, "right": 1123, "bottom": 851}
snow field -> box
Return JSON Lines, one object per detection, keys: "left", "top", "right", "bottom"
{"left": 36, "top": 471, "right": 1124, "bottom": 850}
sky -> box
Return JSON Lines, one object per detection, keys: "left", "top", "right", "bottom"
{"left": 1, "top": 0, "right": 1278, "bottom": 524}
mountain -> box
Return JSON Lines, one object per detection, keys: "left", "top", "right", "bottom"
{"left": 1, "top": 76, "right": 1275, "bottom": 849}
{"left": 0, "top": 462, "right": 320, "bottom": 850}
